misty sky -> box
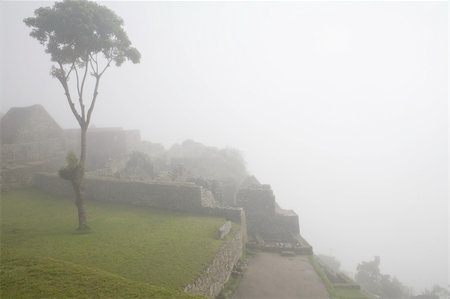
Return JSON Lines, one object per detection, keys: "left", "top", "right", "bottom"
{"left": 1, "top": 1, "right": 448, "bottom": 292}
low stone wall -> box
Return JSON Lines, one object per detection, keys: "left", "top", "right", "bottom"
{"left": 34, "top": 173, "right": 204, "bottom": 213}
{"left": 0, "top": 158, "right": 63, "bottom": 192}
{"left": 33, "top": 173, "right": 248, "bottom": 233}
{"left": 184, "top": 227, "right": 244, "bottom": 297}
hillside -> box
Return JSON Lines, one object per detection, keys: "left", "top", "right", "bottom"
{"left": 0, "top": 190, "right": 229, "bottom": 298}
{"left": 1, "top": 257, "right": 201, "bottom": 299}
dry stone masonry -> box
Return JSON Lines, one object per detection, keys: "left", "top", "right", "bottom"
{"left": 236, "top": 182, "right": 312, "bottom": 254}
{"left": 184, "top": 226, "right": 244, "bottom": 297}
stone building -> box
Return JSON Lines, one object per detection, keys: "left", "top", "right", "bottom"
{"left": 0, "top": 105, "right": 66, "bottom": 191}
{"left": 0, "top": 104, "right": 65, "bottom": 165}
{"left": 0, "top": 104, "right": 141, "bottom": 190}
{"left": 64, "top": 127, "right": 141, "bottom": 170}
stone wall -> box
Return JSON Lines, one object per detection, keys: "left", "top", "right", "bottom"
{"left": 201, "top": 188, "right": 218, "bottom": 208}
{"left": 201, "top": 206, "right": 247, "bottom": 246}
{"left": 0, "top": 158, "right": 63, "bottom": 192}
{"left": 34, "top": 173, "right": 206, "bottom": 213}
{"left": 184, "top": 227, "right": 244, "bottom": 297}
{"left": 33, "top": 174, "right": 247, "bottom": 231}
{"left": 236, "top": 185, "right": 300, "bottom": 242}
{"left": 1, "top": 139, "right": 66, "bottom": 166}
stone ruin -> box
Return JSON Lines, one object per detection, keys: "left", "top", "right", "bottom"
{"left": 1, "top": 104, "right": 313, "bottom": 256}
{"left": 0, "top": 105, "right": 141, "bottom": 191}
{"left": 0, "top": 105, "right": 66, "bottom": 191}
{"left": 1, "top": 104, "right": 65, "bottom": 165}
{"left": 1, "top": 104, "right": 317, "bottom": 298}
{"left": 235, "top": 176, "right": 312, "bottom": 254}
{"left": 182, "top": 174, "right": 313, "bottom": 254}
{"left": 64, "top": 127, "right": 140, "bottom": 170}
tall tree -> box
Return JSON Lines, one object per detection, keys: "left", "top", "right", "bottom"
{"left": 24, "top": 0, "right": 140, "bottom": 231}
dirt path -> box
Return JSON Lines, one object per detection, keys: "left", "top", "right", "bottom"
{"left": 232, "top": 252, "right": 330, "bottom": 299}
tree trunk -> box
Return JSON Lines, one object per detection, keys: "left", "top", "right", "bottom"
{"left": 72, "top": 180, "right": 88, "bottom": 230}
{"left": 73, "top": 126, "right": 89, "bottom": 231}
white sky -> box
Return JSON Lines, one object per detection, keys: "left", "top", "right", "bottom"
{"left": 1, "top": 1, "right": 448, "bottom": 292}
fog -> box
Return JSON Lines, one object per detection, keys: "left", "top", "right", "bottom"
{"left": 1, "top": 1, "right": 448, "bottom": 293}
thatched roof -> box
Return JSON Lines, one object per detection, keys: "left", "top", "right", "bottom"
{"left": 0, "top": 104, "right": 63, "bottom": 144}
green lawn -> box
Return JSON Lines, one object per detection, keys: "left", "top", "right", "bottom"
{"left": 1, "top": 190, "right": 228, "bottom": 298}
{"left": 1, "top": 257, "right": 201, "bottom": 299}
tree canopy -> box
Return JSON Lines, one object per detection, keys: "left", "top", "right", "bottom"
{"left": 24, "top": 0, "right": 140, "bottom": 67}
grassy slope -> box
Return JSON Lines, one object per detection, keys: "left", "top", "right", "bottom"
{"left": 1, "top": 257, "right": 200, "bottom": 299}
{"left": 1, "top": 190, "right": 227, "bottom": 297}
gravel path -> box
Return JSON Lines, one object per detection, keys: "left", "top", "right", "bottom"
{"left": 232, "top": 252, "right": 330, "bottom": 299}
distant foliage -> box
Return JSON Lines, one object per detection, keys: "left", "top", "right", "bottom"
{"left": 124, "top": 151, "right": 155, "bottom": 178}
{"left": 136, "top": 141, "right": 166, "bottom": 157}
{"left": 355, "top": 256, "right": 411, "bottom": 299}
{"left": 420, "top": 285, "right": 450, "bottom": 298}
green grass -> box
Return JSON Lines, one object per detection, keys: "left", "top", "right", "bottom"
{"left": 1, "top": 189, "right": 229, "bottom": 298}
{"left": 1, "top": 257, "right": 200, "bottom": 298}
{"left": 308, "top": 256, "right": 368, "bottom": 299}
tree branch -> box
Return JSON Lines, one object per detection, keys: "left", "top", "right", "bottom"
{"left": 57, "top": 62, "right": 83, "bottom": 127}
{"left": 95, "top": 53, "right": 99, "bottom": 73}
{"left": 88, "top": 57, "right": 96, "bottom": 75}
{"left": 78, "top": 56, "right": 89, "bottom": 120}
{"left": 88, "top": 53, "right": 100, "bottom": 77}
{"left": 65, "top": 63, "right": 75, "bottom": 81}
{"left": 80, "top": 57, "right": 89, "bottom": 94}
{"left": 89, "top": 52, "right": 98, "bottom": 66}
{"left": 74, "top": 63, "right": 81, "bottom": 97}
{"left": 99, "top": 56, "right": 113, "bottom": 78}
{"left": 86, "top": 74, "right": 100, "bottom": 126}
